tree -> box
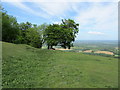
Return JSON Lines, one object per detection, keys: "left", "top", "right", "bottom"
{"left": 16, "top": 22, "right": 32, "bottom": 44}
{"left": 25, "top": 28, "right": 43, "bottom": 48}
{"left": 37, "top": 23, "right": 48, "bottom": 44}
{"left": 60, "top": 19, "right": 79, "bottom": 49}
{"left": 44, "top": 24, "right": 61, "bottom": 49}
{"left": 24, "top": 23, "right": 48, "bottom": 48}
{"left": 15, "top": 21, "right": 37, "bottom": 44}
{"left": 2, "top": 10, "right": 19, "bottom": 43}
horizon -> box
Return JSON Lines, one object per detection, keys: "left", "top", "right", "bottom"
{"left": 75, "top": 39, "right": 118, "bottom": 41}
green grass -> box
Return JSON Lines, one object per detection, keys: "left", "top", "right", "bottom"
{"left": 2, "top": 42, "right": 118, "bottom": 88}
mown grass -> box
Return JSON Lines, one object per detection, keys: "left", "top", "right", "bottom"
{"left": 2, "top": 42, "right": 118, "bottom": 88}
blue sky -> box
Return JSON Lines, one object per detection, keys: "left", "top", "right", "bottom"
{"left": 1, "top": 0, "right": 118, "bottom": 40}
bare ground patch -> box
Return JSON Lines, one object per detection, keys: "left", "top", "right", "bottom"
{"left": 55, "top": 48, "right": 72, "bottom": 50}
{"left": 94, "top": 51, "right": 114, "bottom": 55}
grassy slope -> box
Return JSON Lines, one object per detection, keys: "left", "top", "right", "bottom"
{"left": 2, "top": 42, "right": 118, "bottom": 88}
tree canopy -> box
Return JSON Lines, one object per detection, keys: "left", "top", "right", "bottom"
{"left": 2, "top": 11, "right": 19, "bottom": 43}
{"left": 44, "top": 19, "right": 79, "bottom": 49}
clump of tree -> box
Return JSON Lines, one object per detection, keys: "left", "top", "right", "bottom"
{"left": 15, "top": 22, "right": 48, "bottom": 48}
{"left": 2, "top": 7, "right": 48, "bottom": 48}
{"left": 1, "top": 7, "right": 79, "bottom": 49}
{"left": 44, "top": 19, "right": 79, "bottom": 49}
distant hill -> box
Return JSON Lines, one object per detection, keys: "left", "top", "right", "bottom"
{"left": 74, "top": 40, "right": 118, "bottom": 44}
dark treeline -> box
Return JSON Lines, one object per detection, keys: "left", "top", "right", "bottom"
{"left": 1, "top": 7, "right": 79, "bottom": 49}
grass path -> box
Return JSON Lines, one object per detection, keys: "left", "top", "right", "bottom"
{"left": 2, "top": 42, "right": 118, "bottom": 88}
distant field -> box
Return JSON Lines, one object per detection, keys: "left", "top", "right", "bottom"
{"left": 72, "top": 40, "right": 119, "bottom": 56}
{"left": 2, "top": 42, "right": 118, "bottom": 88}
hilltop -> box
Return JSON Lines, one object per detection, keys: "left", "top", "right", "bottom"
{"left": 2, "top": 42, "right": 118, "bottom": 88}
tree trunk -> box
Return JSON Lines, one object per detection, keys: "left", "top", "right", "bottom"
{"left": 50, "top": 45, "right": 52, "bottom": 49}
{"left": 63, "top": 46, "right": 66, "bottom": 49}
{"left": 68, "top": 46, "right": 71, "bottom": 49}
{"left": 48, "top": 45, "right": 50, "bottom": 49}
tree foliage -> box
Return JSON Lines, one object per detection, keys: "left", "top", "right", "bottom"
{"left": 25, "top": 28, "right": 43, "bottom": 48}
{"left": 60, "top": 19, "right": 79, "bottom": 49}
{"left": 1, "top": 8, "right": 46, "bottom": 48}
{"left": 2, "top": 11, "right": 19, "bottom": 43}
{"left": 44, "top": 19, "right": 79, "bottom": 49}
{"left": 44, "top": 24, "right": 61, "bottom": 49}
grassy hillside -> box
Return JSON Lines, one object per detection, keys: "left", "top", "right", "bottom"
{"left": 2, "top": 42, "right": 118, "bottom": 88}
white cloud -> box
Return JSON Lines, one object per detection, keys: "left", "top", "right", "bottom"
{"left": 33, "top": 2, "right": 71, "bottom": 17}
{"left": 4, "top": 2, "right": 50, "bottom": 19}
{"left": 2, "top": 1, "right": 118, "bottom": 22}
{"left": 88, "top": 31, "right": 104, "bottom": 35}
{"left": 3, "top": 1, "right": 72, "bottom": 20}
{"left": 74, "top": 2, "right": 118, "bottom": 32}
{"left": 74, "top": 2, "right": 118, "bottom": 40}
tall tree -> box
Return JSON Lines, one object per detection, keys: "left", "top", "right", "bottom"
{"left": 44, "top": 24, "right": 61, "bottom": 49}
{"left": 15, "top": 22, "right": 32, "bottom": 44}
{"left": 25, "top": 28, "right": 43, "bottom": 48}
{"left": 24, "top": 23, "right": 48, "bottom": 48}
{"left": 60, "top": 19, "right": 79, "bottom": 49}
{"left": 2, "top": 11, "right": 19, "bottom": 43}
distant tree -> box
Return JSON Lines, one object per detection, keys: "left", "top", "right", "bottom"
{"left": 37, "top": 23, "right": 48, "bottom": 44}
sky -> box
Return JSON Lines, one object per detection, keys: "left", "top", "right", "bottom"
{"left": 1, "top": 0, "right": 118, "bottom": 40}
